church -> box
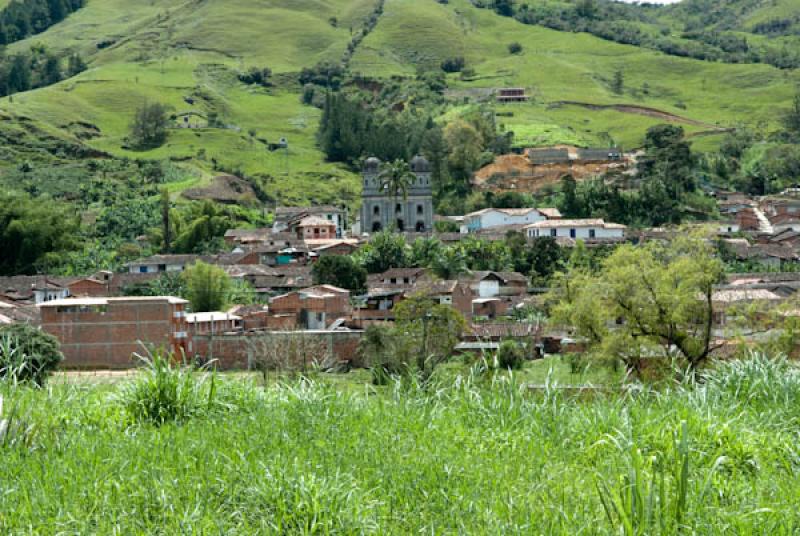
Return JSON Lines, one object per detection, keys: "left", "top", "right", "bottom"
{"left": 359, "top": 156, "right": 434, "bottom": 234}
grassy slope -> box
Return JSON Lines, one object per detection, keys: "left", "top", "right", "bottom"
{"left": 0, "top": 0, "right": 798, "bottom": 204}
{"left": 1, "top": 0, "right": 375, "bottom": 205}
{"left": 352, "top": 0, "right": 800, "bottom": 149}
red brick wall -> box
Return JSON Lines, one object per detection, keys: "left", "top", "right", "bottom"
{"left": 191, "top": 330, "right": 364, "bottom": 370}
{"left": 40, "top": 299, "right": 186, "bottom": 369}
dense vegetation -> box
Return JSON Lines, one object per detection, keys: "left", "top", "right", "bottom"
{"left": 0, "top": 0, "right": 85, "bottom": 45}
{"left": 2, "top": 355, "right": 800, "bottom": 532}
{"left": 481, "top": 0, "right": 800, "bottom": 69}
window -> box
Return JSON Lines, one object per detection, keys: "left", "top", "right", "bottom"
{"left": 396, "top": 203, "right": 402, "bottom": 214}
{"left": 158, "top": 264, "right": 167, "bottom": 272}
{"left": 373, "top": 205, "right": 380, "bottom": 216}
{"left": 139, "top": 266, "right": 148, "bottom": 273}
{"left": 550, "top": 229, "right": 557, "bottom": 237}
{"left": 589, "top": 229, "right": 596, "bottom": 239}
{"left": 417, "top": 204, "right": 423, "bottom": 215}
{"left": 570, "top": 229, "right": 576, "bottom": 238}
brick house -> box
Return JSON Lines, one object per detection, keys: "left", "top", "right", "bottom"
{"left": 294, "top": 216, "right": 337, "bottom": 240}
{"left": 39, "top": 296, "right": 189, "bottom": 369}
{"left": 411, "top": 280, "right": 473, "bottom": 321}
{"left": 268, "top": 285, "right": 351, "bottom": 330}
{"left": 186, "top": 312, "right": 243, "bottom": 337}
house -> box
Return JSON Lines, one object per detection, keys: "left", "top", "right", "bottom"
{"left": 127, "top": 254, "right": 202, "bottom": 274}
{"left": 39, "top": 296, "right": 189, "bottom": 369}
{"left": 268, "top": 285, "right": 351, "bottom": 330}
{"left": 68, "top": 271, "right": 114, "bottom": 297}
{"left": 717, "top": 221, "right": 741, "bottom": 234}
{"left": 294, "top": 216, "right": 337, "bottom": 240}
{"left": 411, "top": 280, "right": 473, "bottom": 321}
{"left": 224, "top": 227, "right": 273, "bottom": 245}
{"left": 367, "top": 268, "right": 428, "bottom": 291}
{"left": 354, "top": 288, "right": 406, "bottom": 326}
{"left": 526, "top": 219, "right": 626, "bottom": 240}
{"left": 496, "top": 88, "right": 529, "bottom": 103}
{"left": 467, "top": 271, "right": 528, "bottom": 298}
{"left": 225, "top": 265, "right": 313, "bottom": 296}
{"left": 32, "top": 280, "right": 70, "bottom": 304}
{"left": 273, "top": 206, "right": 346, "bottom": 237}
{"left": 526, "top": 148, "right": 570, "bottom": 165}
{"left": 576, "top": 147, "right": 623, "bottom": 162}
{"left": 311, "top": 240, "right": 360, "bottom": 257}
{"left": 463, "top": 208, "right": 560, "bottom": 234}
{"left": 711, "top": 288, "right": 784, "bottom": 330}
{"left": 186, "top": 312, "right": 243, "bottom": 336}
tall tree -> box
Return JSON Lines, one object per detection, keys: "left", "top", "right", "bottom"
{"left": 129, "top": 101, "right": 170, "bottom": 150}
{"left": 549, "top": 231, "right": 723, "bottom": 375}
{"left": 378, "top": 159, "right": 416, "bottom": 230}
{"left": 312, "top": 255, "right": 367, "bottom": 293}
{"left": 160, "top": 188, "right": 171, "bottom": 253}
{"left": 182, "top": 261, "right": 231, "bottom": 312}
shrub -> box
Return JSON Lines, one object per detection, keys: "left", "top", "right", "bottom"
{"left": 116, "top": 346, "right": 219, "bottom": 425}
{"left": 496, "top": 340, "right": 525, "bottom": 370}
{"left": 563, "top": 352, "right": 587, "bottom": 374}
{"left": 238, "top": 66, "right": 272, "bottom": 87}
{"left": 508, "top": 42, "right": 523, "bottom": 54}
{"left": 440, "top": 56, "right": 465, "bottom": 73}
{"left": 0, "top": 324, "right": 63, "bottom": 386}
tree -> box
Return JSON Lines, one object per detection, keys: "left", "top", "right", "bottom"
{"left": 7, "top": 54, "right": 31, "bottom": 93}
{"left": 559, "top": 174, "right": 581, "bottom": 217}
{"left": 444, "top": 120, "right": 484, "bottom": 196}
{"left": 41, "top": 52, "right": 61, "bottom": 85}
{"left": 782, "top": 89, "right": 800, "bottom": 141}
{"left": 378, "top": 159, "right": 416, "bottom": 230}
{"left": 508, "top": 42, "right": 523, "bottom": 55}
{"left": 357, "top": 231, "right": 409, "bottom": 274}
{"left": 638, "top": 124, "right": 696, "bottom": 199}
{"left": 611, "top": 68, "right": 624, "bottom": 95}
{"left": 160, "top": 188, "right": 171, "bottom": 253}
{"left": 431, "top": 247, "right": 468, "bottom": 279}
{"left": 183, "top": 261, "right": 231, "bottom": 312}
{"left": 493, "top": 0, "right": 514, "bottom": 17}
{"left": 0, "top": 323, "right": 63, "bottom": 386}
{"left": 409, "top": 236, "right": 444, "bottom": 268}
{"left": 129, "top": 101, "right": 170, "bottom": 150}
{"left": 394, "top": 295, "right": 467, "bottom": 382}
{"left": 312, "top": 256, "right": 367, "bottom": 293}
{"left": 549, "top": 232, "right": 724, "bottom": 375}
{"left": 496, "top": 339, "right": 525, "bottom": 370}
{"left": 66, "top": 53, "right": 87, "bottom": 77}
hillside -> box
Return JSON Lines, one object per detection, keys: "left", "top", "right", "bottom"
{"left": 0, "top": 0, "right": 798, "bottom": 205}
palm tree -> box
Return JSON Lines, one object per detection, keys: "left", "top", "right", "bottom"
{"left": 431, "top": 247, "right": 468, "bottom": 280}
{"left": 378, "top": 159, "right": 416, "bottom": 231}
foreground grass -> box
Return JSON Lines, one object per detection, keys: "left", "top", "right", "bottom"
{"left": 2, "top": 357, "right": 800, "bottom": 533}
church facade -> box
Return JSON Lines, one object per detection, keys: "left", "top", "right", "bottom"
{"left": 360, "top": 156, "right": 434, "bottom": 234}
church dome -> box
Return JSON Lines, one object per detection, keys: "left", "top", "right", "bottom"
{"left": 410, "top": 155, "right": 430, "bottom": 173}
{"left": 363, "top": 157, "right": 382, "bottom": 172}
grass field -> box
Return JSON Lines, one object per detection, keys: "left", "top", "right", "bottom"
{"left": 2, "top": 355, "right": 800, "bottom": 532}
{"left": 0, "top": 0, "right": 798, "bottom": 202}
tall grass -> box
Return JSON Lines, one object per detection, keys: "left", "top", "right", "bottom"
{"left": 1, "top": 355, "right": 799, "bottom": 532}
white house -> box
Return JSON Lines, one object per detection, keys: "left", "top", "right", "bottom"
{"left": 127, "top": 255, "right": 202, "bottom": 274}
{"left": 525, "top": 219, "right": 626, "bottom": 239}
{"left": 462, "top": 207, "right": 561, "bottom": 234}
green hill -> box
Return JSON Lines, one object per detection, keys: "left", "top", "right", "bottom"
{"left": 1, "top": 0, "right": 798, "bottom": 203}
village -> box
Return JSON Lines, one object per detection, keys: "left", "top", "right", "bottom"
{"left": 3, "top": 150, "right": 800, "bottom": 373}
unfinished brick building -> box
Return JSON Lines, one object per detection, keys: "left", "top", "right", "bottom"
{"left": 39, "top": 297, "right": 189, "bottom": 369}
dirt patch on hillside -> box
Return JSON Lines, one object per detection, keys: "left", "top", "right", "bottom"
{"left": 182, "top": 175, "right": 258, "bottom": 204}
{"left": 550, "top": 101, "right": 725, "bottom": 130}
{"left": 473, "top": 154, "right": 628, "bottom": 193}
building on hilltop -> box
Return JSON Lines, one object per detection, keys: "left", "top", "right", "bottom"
{"left": 360, "top": 156, "right": 434, "bottom": 234}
